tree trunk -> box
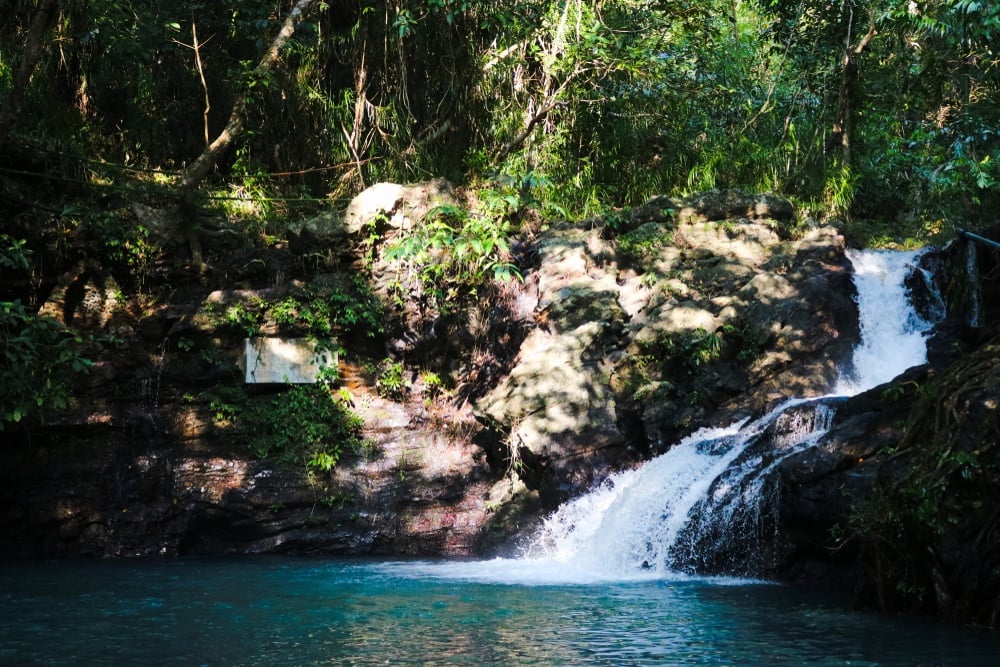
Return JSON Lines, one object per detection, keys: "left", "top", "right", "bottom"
{"left": 0, "top": 0, "right": 60, "bottom": 148}
{"left": 830, "top": 5, "right": 877, "bottom": 168}
{"left": 175, "top": 0, "right": 320, "bottom": 194}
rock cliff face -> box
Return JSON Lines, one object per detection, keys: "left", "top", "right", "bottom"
{"left": 0, "top": 368, "right": 497, "bottom": 559}
{"left": 0, "top": 186, "right": 868, "bottom": 563}
{"left": 475, "top": 194, "right": 859, "bottom": 538}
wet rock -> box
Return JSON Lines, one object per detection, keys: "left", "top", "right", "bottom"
{"left": 767, "top": 384, "right": 911, "bottom": 584}
{"left": 669, "top": 397, "right": 847, "bottom": 577}
{"left": 770, "top": 336, "right": 1000, "bottom": 626}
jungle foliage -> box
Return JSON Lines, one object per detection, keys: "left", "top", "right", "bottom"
{"left": 0, "top": 0, "right": 998, "bottom": 428}
{"left": 0, "top": 0, "right": 995, "bottom": 216}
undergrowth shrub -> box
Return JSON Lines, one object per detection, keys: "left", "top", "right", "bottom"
{"left": 383, "top": 177, "right": 531, "bottom": 311}
{"left": 374, "top": 358, "right": 410, "bottom": 401}
{"left": 246, "top": 384, "right": 364, "bottom": 471}
{"left": 206, "top": 383, "right": 366, "bottom": 472}
{"left": 200, "top": 275, "right": 385, "bottom": 341}
{"left": 0, "top": 235, "right": 92, "bottom": 430}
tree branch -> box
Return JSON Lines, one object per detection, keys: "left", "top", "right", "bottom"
{"left": 175, "top": 0, "right": 319, "bottom": 194}
{"left": 830, "top": 7, "right": 878, "bottom": 165}
{"left": 192, "top": 22, "right": 211, "bottom": 147}
{"left": 494, "top": 98, "right": 561, "bottom": 166}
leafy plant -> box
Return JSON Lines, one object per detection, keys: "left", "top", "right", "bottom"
{"left": 419, "top": 370, "right": 446, "bottom": 400}
{"left": 384, "top": 179, "right": 528, "bottom": 310}
{"left": 640, "top": 327, "right": 726, "bottom": 375}
{"left": 245, "top": 384, "right": 365, "bottom": 470}
{"left": 304, "top": 277, "right": 385, "bottom": 339}
{"left": 0, "top": 236, "right": 92, "bottom": 429}
{"left": 375, "top": 358, "right": 410, "bottom": 401}
{"left": 0, "top": 300, "right": 92, "bottom": 429}
{"left": 80, "top": 210, "right": 157, "bottom": 287}
{"left": 200, "top": 276, "right": 385, "bottom": 341}
{"left": 0, "top": 234, "right": 30, "bottom": 271}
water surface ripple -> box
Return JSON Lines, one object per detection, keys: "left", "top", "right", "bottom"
{"left": 1, "top": 558, "right": 996, "bottom": 666}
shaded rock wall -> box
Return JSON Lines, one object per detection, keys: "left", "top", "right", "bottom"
{"left": 0, "top": 365, "right": 497, "bottom": 559}
{"left": 763, "top": 232, "right": 1000, "bottom": 626}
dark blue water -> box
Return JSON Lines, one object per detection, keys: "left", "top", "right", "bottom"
{"left": 1, "top": 557, "right": 996, "bottom": 666}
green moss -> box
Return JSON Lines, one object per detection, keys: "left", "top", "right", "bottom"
{"left": 616, "top": 222, "right": 674, "bottom": 264}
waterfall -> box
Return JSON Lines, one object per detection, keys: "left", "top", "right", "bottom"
{"left": 519, "top": 249, "right": 938, "bottom": 579}
{"left": 966, "top": 239, "right": 982, "bottom": 328}
{"left": 835, "top": 249, "right": 937, "bottom": 394}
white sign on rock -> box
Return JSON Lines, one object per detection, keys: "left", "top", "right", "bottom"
{"left": 243, "top": 338, "right": 337, "bottom": 384}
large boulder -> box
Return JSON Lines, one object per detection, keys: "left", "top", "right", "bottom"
{"left": 771, "top": 332, "right": 1000, "bottom": 626}
{"left": 626, "top": 189, "right": 796, "bottom": 229}
{"left": 285, "top": 178, "right": 457, "bottom": 262}
{"left": 477, "top": 227, "right": 630, "bottom": 495}
{"left": 475, "top": 194, "right": 860, "bottom": 518}
{"left": 343, "top": 178, "right": 457, "bottom": 234}
{"left": 615, "top": 217, "right": 857, "bottom": 452}
{"left": 286, "top": 211, "right": 347, "bottom": 258}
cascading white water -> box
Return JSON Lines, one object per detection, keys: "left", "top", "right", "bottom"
{"left": 522, "top": 420, "right": 750, "bottom": 575}
{"left": 517, "top": 248, "right": 938, "bottom": 580}
{"left": 834, "top": 249, "right": 937, "bottom": 394}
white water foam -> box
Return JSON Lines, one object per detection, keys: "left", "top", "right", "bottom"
{"left": 523, "top": 421, "right": 750, "bottom": 576}
{"left": 519, "top": 398, "right": 837, "bottom": 579}
{"left": 834, "top": 249, "right": 935, "bottom": 394}
{"left": 373, "top": 555, "right": 761, "bottom": 587}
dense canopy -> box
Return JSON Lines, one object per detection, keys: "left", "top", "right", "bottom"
{"left": 0, "top": 0, "right": 996, "bottom": 221}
